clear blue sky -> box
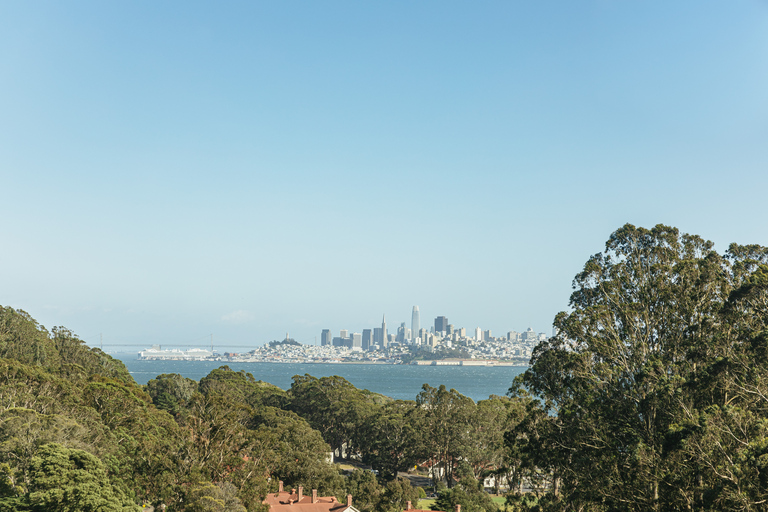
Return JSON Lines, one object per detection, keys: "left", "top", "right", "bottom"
{"left": 2, "top": 1, "right": 767, "bottom": 351}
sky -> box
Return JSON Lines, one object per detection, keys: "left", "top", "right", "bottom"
{"left": 2, "top": 1, "right": 767, "bottom": 352}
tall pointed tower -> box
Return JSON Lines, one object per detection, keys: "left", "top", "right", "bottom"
{"left": 411, "top": 306, "right": 420, "bottom": 342}
{"left": 381, "top": 314, "right": 388, "bottom": 348}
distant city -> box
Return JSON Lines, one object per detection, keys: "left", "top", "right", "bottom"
{"left": 320, "top": 305, "right": 547, "bottom": 356}
{"left": 138, "top": 305, "right": 548, "bottom": 365}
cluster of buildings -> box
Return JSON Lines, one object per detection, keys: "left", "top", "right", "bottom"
{"left": 236, "top": 341, "right": 400, "bottom": 364}
{"left": 320, "top": 305, "right": 547, "bottom": 355}
{"left": 136, "top": 306, "right": 547, "bottom": 364}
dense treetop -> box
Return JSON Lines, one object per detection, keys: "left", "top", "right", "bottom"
{"left": 510, "top": 224, "right": 768, "bottom": 511}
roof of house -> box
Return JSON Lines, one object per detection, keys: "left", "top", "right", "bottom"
{"left": 264, "top": 485, "right": 359, "bottom": 512}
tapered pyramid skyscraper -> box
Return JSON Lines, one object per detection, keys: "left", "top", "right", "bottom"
{"left": 411, "top": 306, "right": 420, "bottom": 341}
{"left": 381, "top": 314, "right": 387, "bottom": 348}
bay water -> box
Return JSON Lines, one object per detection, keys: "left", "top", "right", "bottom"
{"left": 113, "top": 354, "right": 527, "bottom": 402}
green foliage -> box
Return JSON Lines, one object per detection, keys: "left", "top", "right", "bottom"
{"left": 513, "top": 224, "right": 768, "bottom": 511}
{"left": 434, "top": 475, "right": 498, "bottom": 512}
{"left": 145, "top": 373, "right": 198, "bottom": 415}
{"left": 0, "top": 308, "right": 56, "bottom": 367}
{"left": 52, "top": 327, "right": 133, "bottom": 384}
{"left": 376, "top": 477, "right": 419, "bottom": 512}
{"left": 358, "top": 400, "right": 422, "bottom": 480}
{"left": 187, "top": 481, "right": 247, "bottom": 512}
{"left": 289, "top": 374, "right": 377, "bottom": 458}
{"left": 27, "top": 443, "right": 140, "bottom": 511}
{"left": 416, "top": 384, "right": 476, "bottom": 488}
{"left": 0, "top": 307, "right": 132, "bottom": 384}
{"left": 199, "top": 366, "right": 289, "bottom": 409}
{"left": 251, "top": 406, "right": 344, "bottom": 497}
{"left": 344, "top": 470, "right": 381, "bottom": 512}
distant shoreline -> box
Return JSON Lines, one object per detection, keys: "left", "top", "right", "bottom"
{"left": 130, "top": 358, "right": 528, "bottom": 367}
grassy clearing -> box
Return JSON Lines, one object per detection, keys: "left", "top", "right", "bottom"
{"left": 419, "top": 498, "right": 436, "bottom": 509}
{"left": 417, "top": 496, "right": 507, "bottom": 510}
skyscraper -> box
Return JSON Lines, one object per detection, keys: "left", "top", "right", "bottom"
{"left": 435, "top": 316, "right": 448, "bottom": 334}
{"left": 321, "top": 329, "right": 331, "bottom": 346}
{"left": 396, "top": 322, "right": 406, "bottom": 342}
{"left": 411, "top": 306, "right": 420, "bottom": 341}
{"left": 381, "top": 314, "right": 388, "bottom": 348}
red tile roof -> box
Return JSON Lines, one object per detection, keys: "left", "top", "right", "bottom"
{"left": 264, "top": 488, "right": 357, "bottom": 512}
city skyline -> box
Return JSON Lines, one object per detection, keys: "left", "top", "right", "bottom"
{"left": 319, "top": 304, "right": 549, "bottom": 349}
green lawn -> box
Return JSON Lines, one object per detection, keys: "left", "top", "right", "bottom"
{"left": 418, "top": 496, "right": 506, "bottom": 510}
{"left": 419, "top": 498, "right": 436, "bottom": 509}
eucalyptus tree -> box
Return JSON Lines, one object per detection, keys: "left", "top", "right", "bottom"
{"left": 19, "top": 443, "right": 140, "bottom": 512}
{"left": 515, "top": 224, "right": 768, "bottom": 511}
{"left": 416, "top": 384, "right": 476, "bottom": 487}
{"left": 358, "top": 399, "right": 422, "bottom": 481}
{"left": 375, "top": 477, "right": 421, "bottom": 512}
{"left": 289, "top": 374, "right": 378, "bottom": 459}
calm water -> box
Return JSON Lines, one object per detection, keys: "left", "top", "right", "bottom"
{"left": 113, "top": 354, "right": 526, "bottom": 402}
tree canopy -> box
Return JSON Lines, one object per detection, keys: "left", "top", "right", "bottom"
{"left": 512, "top": 223, "right": 768, "bottom": 511}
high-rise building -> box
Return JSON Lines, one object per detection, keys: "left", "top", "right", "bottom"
{"left": 411, "top": 306, "right": 420, "bottom": 341}
{"left": 362, "top": 329, "right": 373, "bottom": 351}
{"left": 435, "top": 316, "right": 448, "bottom": 334}
{"left": 321, "top": 329, "right": 332, "bottom": 346}
{"left": 484, "top": 329, "right": 492, "bottom": 341}
{"left": 373, "top": 327, "right": 383, "bottom": 345}
{"left": 522, "top": 327, "right": 536, "bottom": 342}
{"left": 351, "top": 333, "right": 362, "bottom": 350}
{"left": 340, "top": 329, "right": 349, "bottom": 339}
{"left": 381, "top": 314, "right": 388, "bottom": 348}
{"left": 396, "top": 322, "right": 406, "bottom": 342}
{"left": 475, "top": 327, "right": 482, "bottom": 341}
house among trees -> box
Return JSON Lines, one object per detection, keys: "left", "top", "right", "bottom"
{"left": 264, "top": 482, "right": 360, "bottom": 512}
